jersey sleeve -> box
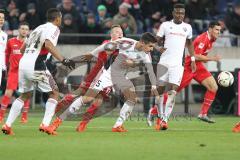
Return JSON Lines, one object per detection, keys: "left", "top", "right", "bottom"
{"left": 186, "top": 25, "right": 193, "bottom": 39}
{"left": 193, "top": 34, "right": 206, "bottom": 55}
{"left": 42, "top": 26, "right": 59, "bottom": 46}
{"left": 144, "top": 53, "right": 156, "bottom": 86}
{"left": 156, "top": 23, "right": 165, "bottom": 37}
{"left": 90, "top": 43, "right": 106, "bottom": 57}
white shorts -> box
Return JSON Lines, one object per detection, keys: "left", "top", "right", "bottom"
{"left": 18, "top": 69, "right": 58, "bottom": 93}
{"left": 158, "top": 64, "right": 184, "bottom": 86}
{"left": 91, "top": 69, "right": 113, "bottom": 92}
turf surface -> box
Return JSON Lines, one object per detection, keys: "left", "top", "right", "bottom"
{"left": 0, "top": 114, "right": 240, "bottom": 160}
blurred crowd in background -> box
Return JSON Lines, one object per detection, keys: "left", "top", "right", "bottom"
{"left": 0, "top": 0, "right": 240, "bottom": 45}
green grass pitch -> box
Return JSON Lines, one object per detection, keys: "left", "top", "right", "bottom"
{"left": 0, "top": 113, "right": 240, "bottom": 160}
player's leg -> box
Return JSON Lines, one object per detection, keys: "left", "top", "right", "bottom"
{"left": 2, "top": 69, "right": 33, "bottom": 135}
{"left": 47, "top": 88, "right": 100, "bottom": 134}
{"left": 0, "top": 72, "right": 19, "bottom": 122}
{"left": 0, "top": 89, "right": 14, "bottom": 123}
{"left": 112, "top": 87, "right": 137, "bottom": 132}
{"left": 54, "top": 87, "right": 86, "bottom": 114}
{"left": 2, "top": 92, "right": 32, "bottom": 135}
{"left": 40, "top": 89, "right": 59, "bottom": 131}
{"left": 160, "top": 66, "right": 184, "bottom": 130}
{"left": 198, "top": 76, "right": 218, "bottom": 123}
{"left": 76, "top": 94, "right": 103, "bottom": 132}
{"left": 155, "top": 85, "right": 166, "bottom": 130}
{"left": 194, "top": 64, "right": 217, "bottom": 123}
{"left": 177, "top": 67, "right": 194, "bottom": 93}
{"left": 21, "top": 99, "right": 30, "bottom": 123}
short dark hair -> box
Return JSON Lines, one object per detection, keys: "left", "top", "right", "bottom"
{"left": 0, "top": 9, "right": 5, "bottom": 14}
{"left": 111, "top": 24, "right": 121, "bottom": 30}
{"left": 46, "top": 8, "right": 61, "bottom": 22}
{"left": 208, "top": 21, "right": 221, "bottom": 28}
{"left": 174, "top": 3, "right": 185, "bottom": 9}
{"left": 19, "top": 22, "right": 29, "bottom": 28}
{"left": 140, "top": 32, "right": 157, "bottom": 44}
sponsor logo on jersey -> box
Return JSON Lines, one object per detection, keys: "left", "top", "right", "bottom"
{"left": 198, "top": 42, "right": 205, "bottom": 49}
{"left": 183, "top": 27, "right": 187, "bottom": 32}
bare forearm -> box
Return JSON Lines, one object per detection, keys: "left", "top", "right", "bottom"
{"left": 45, "top": 40, "right": 64, "bottom": 62}
{"left": 195, "top": 54, "right": 216, "bottom": 62}
{"left": 186, "top": 39, "right": 195, "bottom": 57}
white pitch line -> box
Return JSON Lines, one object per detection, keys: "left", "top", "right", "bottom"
{"left": 13, "top": 125, "right": 227, "bottom": 131}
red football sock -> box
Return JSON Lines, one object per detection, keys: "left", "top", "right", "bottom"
{"left": 82, "top": 104, "right": 99, "bottom": 123}
{"left": 55, "top": 94, "right": 75, "bottom": 113}
{"left": 163, "top": 93, "right": 168, "bottom": 105}
{"left": 200, "top": 90, "right": 216, "bottom": 115}
{"left": 22, "top": 99, "right": 30, "bottom": 117}
{"left": 150, "top": 105, "right": 158, "bottom": 115}
{"left": 0, "top": 96, "right": 11, "bottom": 117}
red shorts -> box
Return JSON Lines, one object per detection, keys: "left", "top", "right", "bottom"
{"left": 6, "top": 71, "right": 18, "bottom": 90}
{"left": 178, "top": 61, "right": 212, "bottom": 92}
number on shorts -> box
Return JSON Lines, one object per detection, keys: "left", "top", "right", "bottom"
{"left": 95, "top": 80, "right": 102, "bottom": 87}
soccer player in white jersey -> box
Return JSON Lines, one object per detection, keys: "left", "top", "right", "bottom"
{"left": 0, "top": 9, "right": 8, "bottom": 86}
{"left": 155, "top": 3, "right": 196, "bottom": 130}
{"left": 1, "top": 8, "right": 75, "bottom": 135}
{"left": 46, "top": 32, "right": 158, "bottom": 134}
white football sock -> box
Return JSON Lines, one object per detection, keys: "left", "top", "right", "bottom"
{"left": 59, "top": 96, "right": 84, "bottom": 121}
{"left": 113, "top": 100, "right": 135, "bottom": 128}
{"left": 6, "top": 98, "right": 24, "bottom": 127}
{"left": 163, "top": 90, "right": 177, "bottom": 122}
{"left": 69, "top": 97, "right": 84, "bottom": 113}
{"left": 42, "top": 98, "right": 58, "bottom": 126}
{"left": 157, "top": 94, "right": 164, "bottom": 119}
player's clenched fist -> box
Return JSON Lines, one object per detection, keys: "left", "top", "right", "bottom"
{"left": 62, "top": 58, "right": 75, "bottom": 70}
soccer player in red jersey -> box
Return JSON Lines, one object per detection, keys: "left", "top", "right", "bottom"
{"left": 50, "top": 25, "right": 123, "bottom": 132}
{"left": 0, "top": 22, "right": 30, "bottom": 124}
{"left": 177, "top": 21, "right": 222, "bottom": 123}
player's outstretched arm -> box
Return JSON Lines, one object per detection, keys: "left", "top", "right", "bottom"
{"left": 44, "top": 40, "right": 75, "bottom": 69}
{"left": 195, "top": 54, "right": 221, "bottom": 62}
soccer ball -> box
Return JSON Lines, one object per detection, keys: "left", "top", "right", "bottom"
{"left": 217, "top": 71, "right": 234, "bottom": 87}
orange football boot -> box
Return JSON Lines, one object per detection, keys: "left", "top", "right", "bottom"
{"left": 39, "top": 123, "right": 48, "bottom": 132}
{"left": 76, "top": 121, "right": 88, "bottom": 132}
{"left": 2, "top": 124, "right": 14, "bottom": 135}
{"left": 232, "top": 122, "right": 240, "bottom": 133}
{"left": 112, "top": 125, "right": 128, "bottom": 132}
{"left": 160, "top": 121, "right": 168, "bottom": 130}
{"left": 155, "top": 118, "right": 162, "bottom": 130}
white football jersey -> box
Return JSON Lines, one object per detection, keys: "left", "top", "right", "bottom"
{"left": 0, "top": 30, "right": 8, "bottom": 69}
{"left": 157, "top": 20, "right": 192, "bottom": 66}
{"left": 20, "top": 22, "right": 60, "bottom": 71}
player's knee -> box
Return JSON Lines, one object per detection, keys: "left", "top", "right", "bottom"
{"left": 168, "top": 90, "right": 177, "bottom": 96}
{"left": 94, "top": 97, "right": 103, "bottom": 106}
{"left": 209, "top": 85, "right": 218, "bottom": 93}
{"left": 82, "top": 96, "right": 94, "bottom": 104}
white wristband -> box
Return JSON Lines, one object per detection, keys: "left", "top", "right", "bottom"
{"left": 152, "top": 85, "right": 157, "bottom": 89}
{"left": 191, "top": 56, "right": 195, "bottom": 61}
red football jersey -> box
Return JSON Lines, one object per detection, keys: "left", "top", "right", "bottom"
{"left": 83, "top": 40, "right": 118, "bottom": 87}
{"left": 5, "top": 37, "right": 24, "bottom": 72}
{"left": 186, "top": 31, "right": 216, "bottom": 63}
